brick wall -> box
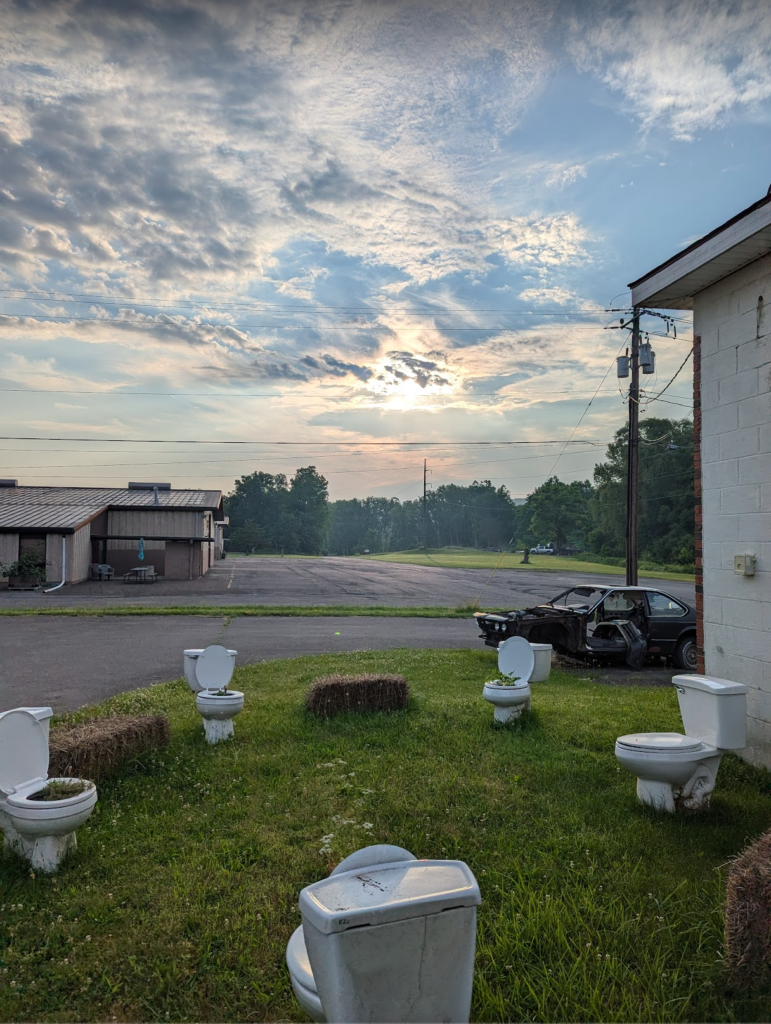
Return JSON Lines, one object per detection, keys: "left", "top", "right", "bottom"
{"left": 694, "top": 253, "right": 771, "bottom": 767}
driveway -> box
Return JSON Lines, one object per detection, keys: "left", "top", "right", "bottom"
{"left": 0, "top": 556, "right": 696, "bottom": 610}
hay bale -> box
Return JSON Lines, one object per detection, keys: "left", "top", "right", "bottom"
{"left": 306, "top": 674, "right": 409, "bottom": 718}
{"left": 48, "top": 714, "right": 170, "bottom": 781}
{"left": 725, "top": 828, "right": 771, "bottom": 988}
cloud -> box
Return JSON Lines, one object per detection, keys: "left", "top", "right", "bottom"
{"left": 544, "top": 162, "right": 588, "bottom": 188}
{"left": 570, "top": 0, "right": 771, "bottom": 139}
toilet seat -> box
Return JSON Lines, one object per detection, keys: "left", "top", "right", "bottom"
{"left": 7, "top": 778, "right": 96, "bottom": 811}
{"left": 616, "top": 732, "right": 703, "bottom": 753}
{"left": 287, "top": 926, "right": 325, "bottom": 1022}
{"left": 287, "top": 925, "right": 318, "bottom": 997}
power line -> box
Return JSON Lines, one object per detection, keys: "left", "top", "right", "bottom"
{"left": 7, "top": 446, "right": 605, "bottom": 475}
{"left": 0, "top": 435, "right": 611, "bottom": 446}
{"left": 0, "top": 312, "right": 650, "bottom": 333}
{"left": 1, "top": 288, "right": 695, "bottom": 319}
{"left": 641, "top": 347, "right": 694, "bottom": 408}
{"left": 0, "top": 384, "right": 650, "bottom": 399}
{"left": 546, "top": 341, "right": 628, "bottom": 478}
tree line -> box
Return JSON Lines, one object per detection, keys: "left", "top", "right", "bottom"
{"left": 224, "top": 417, "right": 695, "bottom": 568}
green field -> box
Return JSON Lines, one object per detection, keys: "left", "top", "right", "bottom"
{"left": 1, "top": 649, "right": 767, "bottom": 1022}
{"left": 366, "top": 548, "right": 695, "bottom": 582}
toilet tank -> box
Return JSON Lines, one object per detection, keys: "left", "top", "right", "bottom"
{"left": 300, "top": 858, "right": 481, "bottom": 1023}
{"left": 11, "top": 707, "right": 54, "bottom": 743}
{"left": 673, "top": 675, "right": 747, "bottom": 749}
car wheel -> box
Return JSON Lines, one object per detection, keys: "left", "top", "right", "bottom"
{"left": 674, "top": 636, "right": 698, "bottom": 671}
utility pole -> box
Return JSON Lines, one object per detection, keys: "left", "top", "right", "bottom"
{"left": 625, "top": 309, "right": 640, "bottom": 586}
{"left": 422, "top": 458, "right": 428, "bottom": 550}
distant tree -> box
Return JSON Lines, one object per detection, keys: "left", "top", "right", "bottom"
{"left": 227, "top": 521, "right": 267, "bottom": 553}
{"left": 589, "top": 417, "right": 694, "bottom": 565}
{"left": 524, "top": 476, "right": 593, "bottom": 552}
{"left": 290, "top": 466, "right": 330, "bottom": 554}
{"left": 224, "top": 466, "right": 330, "bottom": 555}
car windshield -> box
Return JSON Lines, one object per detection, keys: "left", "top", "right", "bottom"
{"left": 549, "top": 587, "right": 608, "bottom": 610}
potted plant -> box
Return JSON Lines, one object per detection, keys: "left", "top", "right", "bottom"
{"left": 0, "top": 553, "right": 46, "bottom": 589}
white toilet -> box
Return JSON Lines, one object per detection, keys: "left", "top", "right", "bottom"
{"left": 287, "top": 845, "right": 417, "bottom": 1022}
{"left": 483, "top": 635, "right": 534, "bottom": 723}
{"left": 529, "top": 643, "right": 553, "bottom": 682}
{"left": 615, "top": 674, "right": 748, "bottom": 813}
{"left": 289, "top": 844, "right": 481, "bottom": 1024}
{"left": 184, "top": 646, "right": 244, "bottom": 744}
{"left": 0, "top": 707, "right": 97, "bottom": 873}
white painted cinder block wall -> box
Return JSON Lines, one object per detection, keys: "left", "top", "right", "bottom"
{"left": 695, "top": 253, "right": 771, "bottom": 767}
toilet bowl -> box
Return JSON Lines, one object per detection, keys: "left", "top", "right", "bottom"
{"left": 293, "top": 845, "right": 480, "bottom": 1023}
{"left": 615, "top": 674, "right": 747, "bottom": 813}
{"left": 185, "top": 645, "right": 244, "bottom": 743}
{"left": 286, "top": 845, "right": 417, "bottom": 1022}
{"left": 483, "top": 635, "right": 534, "bottom": 723}
{"left": 0, "top": 708, "right": 97, "bottom": 872}
{"left": 529, "top": 643, "right": 553, "bottom": 683}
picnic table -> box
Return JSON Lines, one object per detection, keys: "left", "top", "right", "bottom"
{"left": 123, "top": 565, "right": 158, "bottom": 583}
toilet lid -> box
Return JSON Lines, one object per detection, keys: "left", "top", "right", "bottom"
{"left": 497, "top": 636, "right": 535, "bottom": 681}
{"left": 299, "top": 859, "right": 481, "bottom": 934}
{"left": 0, "top": 710, "right": 48, "bottom": 793}
{"left": 194, "top": 645, "right": 235, "bottom": 689}
{"left": 616, "top": 732, "right": 703, "bottom": 752}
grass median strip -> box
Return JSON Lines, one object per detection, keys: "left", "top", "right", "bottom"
{"left": 0, "top": 604, "right": 483, "bottom": 618}
{"left": 1, "top": 649, "right": 769, "bottom": 1022}
{"left": 366, "top": 548, "right": 695, "bottom": 582}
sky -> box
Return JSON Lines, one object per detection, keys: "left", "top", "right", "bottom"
{"left": 1, "top": 0, "right": 770, "bottom": 502}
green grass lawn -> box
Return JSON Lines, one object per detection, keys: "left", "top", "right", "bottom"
{"left": 1, "top": 650, "right": 768, "bottom": 1022}
{"left": 367, "top": 548, "right": 695, "bottom": 582}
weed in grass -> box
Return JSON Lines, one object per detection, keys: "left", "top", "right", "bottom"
{"left": 1, "top": 649, "right": 769, "bottom": 1022}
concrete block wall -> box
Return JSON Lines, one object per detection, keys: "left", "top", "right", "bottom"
{"left": 694, "top": 253, "right": 771, "bottom": 767}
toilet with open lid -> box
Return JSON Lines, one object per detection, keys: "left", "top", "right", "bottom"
{"left": 483, "top": 635, "right": 534, "bottom": 723}
{"left": 615, "top": 673, "right": 748, "bottom": 812}
{"left": 0, "top": 707, "right": 97, "bottom": 872}
{"left": 291, "top": 844, "right": 481, "bottom": 1023}
{"left": 184, "top": 645, "right": 244, "bottom": 744}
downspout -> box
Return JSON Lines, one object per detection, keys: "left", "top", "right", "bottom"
{"left": 44, "top": 535, "right": 66, "bottom": 593}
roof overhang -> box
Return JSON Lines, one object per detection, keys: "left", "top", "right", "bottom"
{"left": 628, "top": 193, "right": 771, "bottom": 310}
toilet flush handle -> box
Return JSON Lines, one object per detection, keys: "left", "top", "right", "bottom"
{"left": 675, "top": 685, "right": 685, "bottom": 694}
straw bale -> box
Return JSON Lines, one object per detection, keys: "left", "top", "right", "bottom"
{"left": 306, "top": 673, "right": 409, "bottom": 718}
{"left": 725, "top": 828, "right": 771, "bottom": 988}
{"left": 48, "top": 714, "right": 170, "bottom": 781}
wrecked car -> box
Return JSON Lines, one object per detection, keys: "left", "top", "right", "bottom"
{"left": 474, "top": 585, "right": 697, "bottom": 671}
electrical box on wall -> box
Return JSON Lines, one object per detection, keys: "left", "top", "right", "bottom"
{"left": 734, "top": 553, "right": 757, "bottom": 576}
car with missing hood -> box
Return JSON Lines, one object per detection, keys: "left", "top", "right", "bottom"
{"left": 474, "top": 584, "right": 697, "bottom": 671}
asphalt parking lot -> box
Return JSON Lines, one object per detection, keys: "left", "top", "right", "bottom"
{"left": 0, "top": 555, "right": 696, "bottom": 610}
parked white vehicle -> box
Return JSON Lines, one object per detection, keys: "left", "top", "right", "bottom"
{"left": 530, "top": 545, "right": 554, "bottom": 554}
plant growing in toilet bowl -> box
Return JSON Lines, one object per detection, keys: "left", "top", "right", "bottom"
{"left": 488, "top": 676, "right": 521, "bottom": 686}
{"left": 28, "top": 780, "right": 90, "bottom": 802}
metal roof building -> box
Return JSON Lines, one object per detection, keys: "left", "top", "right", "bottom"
{"left": 0, "top": 482, "right": 224, "bottom": 585}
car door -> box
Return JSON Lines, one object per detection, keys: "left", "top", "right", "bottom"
{"left": 644, "top": 591, "right": 691, "bottom": 655}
